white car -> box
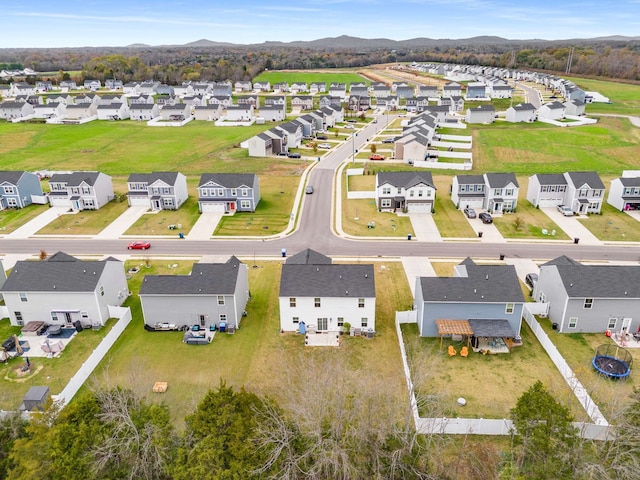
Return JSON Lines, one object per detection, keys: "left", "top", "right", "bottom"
{"left": 557, "top": 205, "right": 574, "bottom": 216}
{"left": 344, "top": 124, "right": 354, "bottom": 129}
{"left": 318, "top": 143, "right": 331, "bottom": 149}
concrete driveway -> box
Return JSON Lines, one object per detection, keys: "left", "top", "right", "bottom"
{"left": 541, "top": 208, "right": 602, "bottom": 245}
{"left": 625, "top": 210, "right": 640, "bottom": 223}
{"left": 401, "top": 257, "right": 437, "bottom": 298}
{"left": 408, "top": 213, "right": 442, "bottom": 242}
{"left": 94, "top": 205, "right": 149, "bottom": 239}
{"left": 7, "top": 206, "right": 70, "bottom": 238}
{"left": 464, "top": 213, "right": 507, "bottom": 243}
{"left": 187, "top": 213, "right": 223, "bottom": 240}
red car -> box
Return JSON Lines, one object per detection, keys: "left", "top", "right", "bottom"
{"left": 127, "top": 241, "right": 151, "bottom": 250}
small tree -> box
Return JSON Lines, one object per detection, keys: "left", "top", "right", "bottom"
{"left": 512, "top": 216, "right": 525, "bottom": 232}
{"left": 39, "top": 250, "right": 48, "bottom": 261}
{"left": 370, "top": 143, "right": 377, "bottom": 155}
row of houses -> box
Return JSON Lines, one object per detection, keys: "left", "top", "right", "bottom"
{"left": 0, "top": 171, "right": 261, "bottom": 214}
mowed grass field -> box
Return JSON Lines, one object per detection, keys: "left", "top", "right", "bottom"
{"left": 253, "top": 70, "right": 369, "bottom": 87}
{"left": 568, "top": 76, "right": 640, "bottom": 115}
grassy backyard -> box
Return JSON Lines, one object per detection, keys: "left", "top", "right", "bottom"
{"left": 568, "top": 76, "right": 640, "bottom": 115}
{"left": 253, "top": 70, "right": 369, "bottom": 87}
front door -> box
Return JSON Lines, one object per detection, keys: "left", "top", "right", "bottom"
{"left": 153, "top": 200, "right": 161, "bottom": 210}
{"left": 64, "top": 312, "right": 73, "bottom": 326}
{"left": 229, "top": 202, "right": 235, "bottom": 211}
{"left": 317, "top": 318, "right": 328, "bottom": 331}
{"left": 622, "top": 317, "right": 632, "bottom": 334}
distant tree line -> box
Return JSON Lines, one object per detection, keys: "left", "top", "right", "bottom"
{"left": 0, "top": 39, "right": 639, "bottom": 84}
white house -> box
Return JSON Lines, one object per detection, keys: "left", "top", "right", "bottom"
{"left": 376, "top": 171, "right": 436, "bottom": 213}
{"left": 96, "top": 103, "right": 130, "bottom": 120}
{"left": 129, "top": 103, "right": 159, "bottom": 121}
{"left": 225, "top": 105, "right": 254, "bottom": 122}
{"left": 465, "top": 105, "right": 495, "bottom": 124}
{"left": 193, "top": 104, "right": 222, "bottom": 121}
{"left": 608, "top": 175, "right": 640, "bottom": 211}
{"left": 538, "top": 101, "right": 566, "bottom": 120}
{"left": 505, "top": 103, "right": 536, "bottom": 123}
{"left": 279, "top": 249, "right": 376, "bottom": 333}
{"left": 48, "top": 171, "right": 114, "bottom": 210}
{"left": 527, "top": 171, "right": 605, "bottom": 213}
{"left": 126, "top": 172, "right": 188, "bottom": 210}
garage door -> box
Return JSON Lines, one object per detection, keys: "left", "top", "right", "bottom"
{"left": 200, "top": 202, "right": 226, "bottom": 213}
{"left": 407, "top": 202, "right": 432, "bottom": 213}
{"left": 538, "top": 198, "right": 563, "bottom": 208}
{"left": 48, "top": 197, "right": 71, "bottom": 207}
{"left": 129, "top": 197, "right": 150, "bottom": 207}
{"left": 459, "top": 198, "right": 483, "bottom": 209}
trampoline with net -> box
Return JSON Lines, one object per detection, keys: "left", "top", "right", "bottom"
{"left": 592, "top": 344, "right": 632, "bottom": 379}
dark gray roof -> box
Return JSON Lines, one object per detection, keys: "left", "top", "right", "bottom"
{"left": 140, "top": 257, "right": 243, "bottom": 296}
{"left": 619, "top": 177, "right": 640, "bottom": 187}
{"left": 419, "top": 258, "right": 524, "bottom": 303}
{"left": 544, "top": 101, "right": 565, "bottom": 109}
{"left": 0, "top": 101, "right": 28, "bottom": 109}
{"left": 468, "top": 318, "right": 516, "bottom": 338}
{"left": 130, "top": 104, "right": 156, "bottom": 109}
{"left": 456, "top": 174, "right": 485, "bottom": 185}
{"left": 198, "top": 173, "right": 257, "bottom": 189}
{"left": 127, "top": 172, "right": 181, "bottom": 185}
{"left": 0, "top": 171, "right": 27, "bottom": 185}
{"left": 280, "top": 264, "right": 375, "bottom": 298}
{"left": 162, "top": 104, "right": 189, "bottom": 110}
{"left": 511, "top": 103, "right": 536, "bottom": 111}
{"left": 565, "top": 171, "right": 605, "bottom": 190}
{"left": 533, "top": 173, "right": 567, "bottom": 185}
{"left": 49, "top": 171, "right": 102, "bottom": 186}
{"left": 286, "top": 249, "right": 332, "bottom": 265}
{"left": 1, "top": 252, "right": 117, "bottom": 292}
{"left": 542, "top": 255, "right": 581, "bottom": 267}
{"left": 278, "top": 122, "right": 301, "bottom": 133}
{"left": 377, "top": 171, "right": 435, "bottom": 190}
{"left": 484, "top": 173, "right": 519, "bottom": 188}
{"left": 469, "top": 105, "right": 495, "bottom": 112}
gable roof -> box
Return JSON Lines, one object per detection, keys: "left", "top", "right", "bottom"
{"left": 1, "top": 251, "right": 117, "bottom": 292}
{"left": 455, "top": 174, "right": 485, "bottom": 185}
{"left": 565, "top": 171, "right": 605, "bottom": 190}
{"left": 532, "top": 173, "right": 567, "bottom": 186}
{"left": 510, "top": 103, "right": 536, "bottom": 111}
{"left": 618, "top": 176, "right": 640, "bottom": 187}
{"left": 280, "top": 264, "right": 375, "bottom": 298}
{"left": 127, "top": 172, "right": 181, "bottom": 185}
{"left": 286, "top": 249, "right": 332, "bottom": 265}
{"left": 0, "top": 171, "right": 27, "bottom": 185}
{"left": 198, "top": 173, "right": 257, "bottom": 189}
{"left": 543, "top": 101, "right": 565, "bottom": 110}
{"left": 418, "top": 258, "right": 524, "bottom": 303}
{"left": 139, "top": 257, "right": 243, "bottom": 296}
{"left": 377, "top": 171, "right": 435, "bottom": 190}
{"left": 49, "top": 171, "right": 103, "bottom": 186}
{"left": 484, "top": 173, "right": 519, "bottom": 188}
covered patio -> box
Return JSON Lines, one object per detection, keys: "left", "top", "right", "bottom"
{"left": 469, "top": 318, "right": 519, "bottom": 354}
{"left": 435, "top": 319, "right": 473, "bottom": 349}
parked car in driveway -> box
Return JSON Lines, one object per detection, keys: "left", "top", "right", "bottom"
{"left": 287, "top": 152, "right": 301, "bottom": 158}
{"left": 344, "top": 124, "right": 354, "bottom": 129}
{"left": 525, "top": 273, "right": 538, "bottom": 290}
{"left": 369, "top": 154, "right": 385, "bottom": 161}
{"left": 318, "top": 143, "right": 331, "bottom": 149}
{"left": 479, "top": 212, "right": 493, "bottom": 224}
{"left": 382, "top": 137, "right": 397, "bottom": 143}
{"left": 128, "top": 241, "right": 151, "bottom": 250}
{"left": 557, "top": 205, "right": 574, "bottom": 216}
{"left": 346, "top": 119, "right": 357, "bottom": 123}
{"left": 316, "top": 134, "right": 328, "bottom": 140}
{"left": 463, "top": 207, "right": 477, "bottom": 218}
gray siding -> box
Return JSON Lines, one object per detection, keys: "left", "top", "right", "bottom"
{"left": 140, "top": 293, "right": 240, "bottom": 328}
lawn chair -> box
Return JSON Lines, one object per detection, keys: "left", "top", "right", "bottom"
{"left": 448, "top": 345, "right": 457, "bottom": 357}
{"left": 460, "top": 346, "right": 469, "bottom": 357}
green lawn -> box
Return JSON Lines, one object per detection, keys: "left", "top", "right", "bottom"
{"left": 577, "top": 203, "right": 640, "bottom": 242}
{"left": 37, "top": 200, "right": 129, "bottom": 235}
{"left": 567, "top": 76, "right": 640, "bottom": 115}
{"left": 125, "top": 196, "right": 201, "bottom": 236}
{"left": 90, "top": 259, "right": 409, "bottom": 427}
{"left": 0, "top": 204, "right": 49, "bottom": 233}
{"left": 253, "top": 70, "right": 369, "bottom": 87}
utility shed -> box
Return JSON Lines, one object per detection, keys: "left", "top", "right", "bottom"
{"left": 21, "top": 386, "right": 50, "bottom": 411}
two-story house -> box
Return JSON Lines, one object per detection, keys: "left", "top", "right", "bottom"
{"left": 197, "top": 173, "right": 260, "bottom": 213}
{"left": 0, "top": 171, "right": 43, "bottom": 210}
{"left": 126, "top": 172, "right": 188, "bottom": 210}
{"left": 608, "top": 175, "right": 640, "bottom": 211}
{"left": 375, "top": 171, "right": 437, "bottom": 213}
{"left": 505, "top": 103, "right": 536, "bottom": 123}
{"left": 48, "top": 171, "right": 114, "bottom": 211}
{"left": 484, "top": 173, "right": 520, "bottom": 213}
{"left": 450, "top": 175, "right": 486, "bottom": 210}
{"left": 139, "top": 256, "right": 249, "bottom": 330}
{"left": 527, "top": 171, "right": 605, "bottom": 214}
{"left": 279, "top": 249, "right": 375, "bottom": 333}
{"left": 0, "top": 252, "right": 128, "bottom": 328}
{"left": 465, "top": 105, "right": 495, "bottom": 124}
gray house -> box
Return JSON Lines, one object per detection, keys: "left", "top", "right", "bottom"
{"left": 0, "top": 252, "right": 128, "bottom": 328}
{"left": 484, "top": 173, "right": 519, "bottom": 213}
{"left": 139, "top": 256, "right": 249, "bottom": 330}
{"left": 466, "top": 105, "right": 495, "bottom": 124}
{"left": 527, "top": 171, "right": 605, "bottom": 213}
{"left": 0, "top": 171, "right": 43, "bottom": 209}
{"left": 126, "top": 172, "right": 188, "bottom": 210}
{"left": 48, "top": 171, "right": 114, "bottom": 211}
{"left": 375, "top": 171, "right": 436, "bottom": 213}
{"left": 415, "top": 258, "right": 525, "bottom": 341}
{"left": 197, "top": 173, "right": 260, "bottom": 213}
{"left": 607, "top": 175, "right": 640, "bottom": 211}
{"left": 534, "top": 256, "right": 640, "bottom": 334}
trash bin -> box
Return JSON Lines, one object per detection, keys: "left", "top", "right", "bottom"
{"left": 281, "top": 248, "right": 287, "bottom": 257}
{"left": 499, "top": 254, "right": 505, "bottom": 260}
{"left": 178, "top": 232, "right": 184, "bottom": 239}
{"left": 574, "top": 237, "right": 579, "bottom": 244}
{"left": 478, "top": 231, "right": 483, "bottom": 238}
{"left": 552, "top": 323, "right": 559, "bottom": 330}
{"left": 407, "top": 233, "right": 412, "bottom": 240}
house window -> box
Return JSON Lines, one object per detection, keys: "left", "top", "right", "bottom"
{"left": 82, "top": 187, "right": 90, "bottom": 194}
{"left": 217, "top": 189, "right": 224, "bottom": 196}
{"left": 242, "top": 189, "right": 249, "bottom": 197}
{"left": 558, "top": 186, "right": 566, "bottom": 193}
{"left": 493, "top": 188, "right": 502, "bottom": 196}
{"left": 568, "top": 317, "right": 578, "bottom": 329}
{"left": 217, "top": 296, "right": 225, "bottom": 306}
{"left": 6, "top": 198, "right": 17, "bottom": 207}
{"left": 538, "top": 291, "right": 547, "bottom": 303}
{"left": 361, "top": 318, "right": 368, "bottom": 328}
{"left": 231, "top": 189, "right": 237, "bottom": 197}
{"left": 240, "top": 200, "right": 251, "bottom": 209}
{"left": 317, "top": 318, "right": 328, "bottom": 330}
{"left": 337, "top": 317, "right": 344, "bottom": 327}
{"left": 505, "top": 189, "right": 514, "bottom": 196}
{"left": 292, "top": 317, "right": 299, "bottom": 324}
{"left": 409, "top": 190, "right": 415, "bottom": 197}
{"left": 314, "top": 297, "right": 321, "bottom": 308}
{"left": 218, "top": 314, "right": 227, "bottom": 323}
{"left": 290, "top": 297, "right": 296, "bottom": 308}
{"left": 608, "top": 318, "right": 617, "bottom": 330}
{"left": 100, "top": 285, "right": 104, "bottom": 296}
{"left": 4, "top": 186, "right": 14, "bottom": 194}
{"left": 382, "top": 187, "right": 391, "bottom": 195}
{"left": 81, "top": 311, "right": 89, "bottom": 319}
{"left": 584, "top": 298, "right": 593, "bottom": 309}
{"left": 19, "top": 292, "right": 28, "bottom": 302}
{"left": 358, "top": 298, "right": 365, "bottom": 308}
{"left": 51, "top": 312, "right": 58, "bottom": 322}
{"left": 418, "top": 190, "right": 423, "bottom": 197}
{"left": 381, "top": 199, "right": 391, "bottom": 208}
{"left": 505, "top": 303, "right": 514, "bottom": 314}
{"left": 397, "top": 188, "right": 402, "bottom": 195}
{"left": 15, "top": 312, "right": 23, "bottom": 326}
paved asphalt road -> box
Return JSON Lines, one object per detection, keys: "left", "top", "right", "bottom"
{"left": 2, "top": 114, "right": 639, "bottom": 263}
{"left": 517, "top": 82, "right": 542, "bottom": 109}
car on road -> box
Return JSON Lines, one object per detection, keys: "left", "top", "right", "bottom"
{"left": 318, "top": 143, "right": 331, "bottom": 149}
{"left": 463, "top": 207, "right": 477, "bottom": 219}
{"left": 128, "top": 241, "right": 151, "bottom": 250}
{"left": 479, "top": 212, "right": 493, "bottom": 224}
{"left": 305, "top": 185, "right": 314, "bottom": 194}
{"left": 525, "top": 273, "right": 538, "bottom": 290}
{"left": 287, "top": 152, "right": 301, "bottom": 158}
{"left": 369, "top": 154, "right": 385, "bottom": 160}
{"left": 557, "top": 205, "right": 574, "bottom": 216}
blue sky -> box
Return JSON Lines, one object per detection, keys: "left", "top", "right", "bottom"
{"left": 4, "top": 0, "right": 640, "bottom": 48}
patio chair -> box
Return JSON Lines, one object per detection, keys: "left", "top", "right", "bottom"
{"left": 448, "top": 345, "right": 457, "bottom": 357}
{"left": 460, "top": 346, "right": 469, "bottom": 357}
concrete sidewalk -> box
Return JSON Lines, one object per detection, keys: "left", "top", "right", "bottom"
{"left": 408, "top": 213, "right": 442, "bottom": 242}
{"left": 187, "top": 213, "right": 223, "bottom": 240}
{"left": 7, "top": 206, "right": 70, "bottom": 239}
{"left": 464, "top": 213, "right": 507, "bottom": 243}
{"left": 401, "top": 257, "right": 437, "bottom": 298}
{"left": 94, "top": 205, "right": 149, "bottom": 239}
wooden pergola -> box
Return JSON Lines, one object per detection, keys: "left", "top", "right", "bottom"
{"left": 435, "top": 319, "right": 473, "bottom": 349}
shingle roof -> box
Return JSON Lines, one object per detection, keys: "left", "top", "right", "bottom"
{"left": 280, "top": 264, "right": 375, "bottom": 298}
{"left": 1, "top": 251, "right": 116, "bottom": 292}
{"left": 533, "top": 173, "right": 567, "bottom": 185}
{"left": 0, "top": 171, "right": 26, "bottom": 185}
{"left": 377, "top": 171, "right": 435, "bottom": 190}
{"left": 565, "top": 171, "right": 605, "bottom": 190}
{"left": 127, "top": 172, "right": 180, "bottom": 185}
{"left": 418, "top": 258, "right": 524, "bottom": 303}
{"left": 285, "top": 249, "right": 332, "bottom": 265}
{"left": 49, "top": 171, "right": 102, "bottom": 186}
{"left": 618, "top": 177, "right": 640, "bottom": 187}
{"left": 468, "top": 318, "right": 516, "bottom": 337}
{"left": 139, "top": 257, "right": 243, "bottom": 295}
{"left": 198, "top": 173, "right": 257, "bottom": 189}
{"left": 484, "top": 173, "right": 519, "bottom": 188}
{"left": 456, "top": 174, "right": 485, "bottom": 185}
{"left": 511, "top": 103, "right": 536, "bottom": 111}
